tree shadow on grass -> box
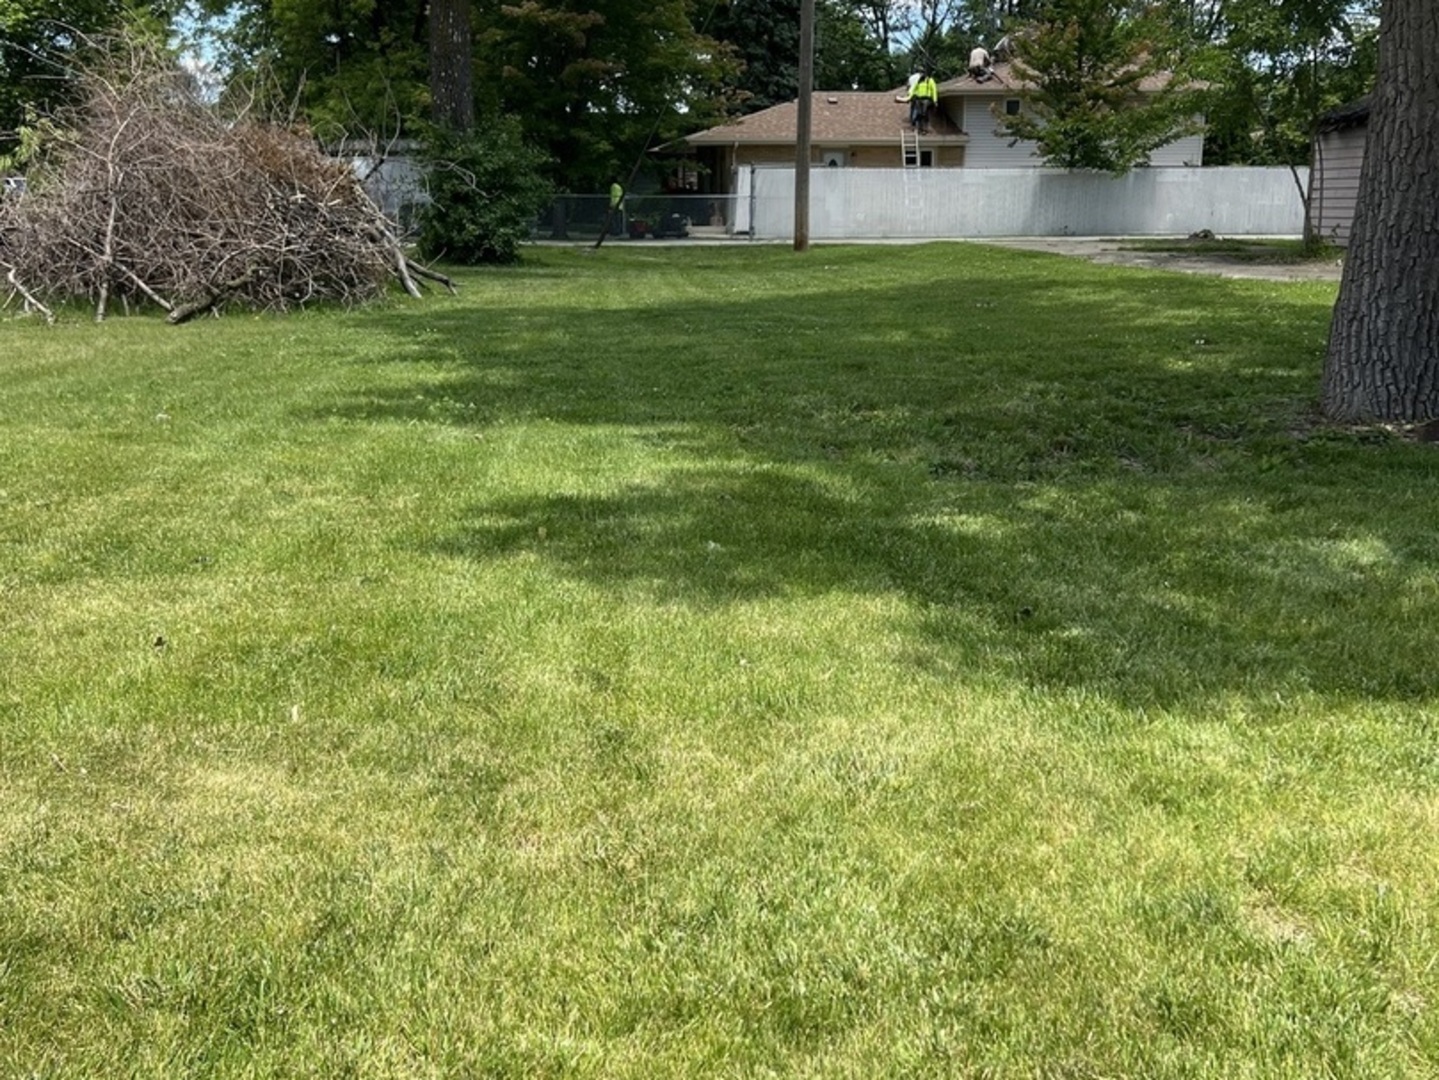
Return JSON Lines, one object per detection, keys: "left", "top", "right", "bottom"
{"left": 344, "top": 247, "right": 1327, "bottom": 455}
{"left": 335, "top": 247, "right": 1439, "bottom": 709}
{"left": 432, "top": 463, "right": 1439, "bottom": 710}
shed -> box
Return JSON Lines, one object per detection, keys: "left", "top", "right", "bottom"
{"left": 1309, "top": 97, "right": 1369, "bottom": 246}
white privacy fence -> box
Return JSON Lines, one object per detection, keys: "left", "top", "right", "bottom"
{"left": 739, "top": 166, "right": 1308, "bottom": 240}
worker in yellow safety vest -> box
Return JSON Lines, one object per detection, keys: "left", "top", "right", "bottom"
{"left": 608, "top": 177, "right": 625, "bottom": 235}
{"left": 905, "top": 70, "right": 939, "bottom": 134}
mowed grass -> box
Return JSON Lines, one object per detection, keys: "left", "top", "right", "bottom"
{"left": 3, "top": 242, "right": 1438, "bottom": 1078}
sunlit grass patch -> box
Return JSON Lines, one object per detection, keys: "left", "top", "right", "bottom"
{"left": 3, "top": 244, "right": 1438, "bottom": 1076}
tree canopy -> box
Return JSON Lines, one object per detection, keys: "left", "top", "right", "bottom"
{"left": 2, "top": 0, "right": 1383, "bottom": 189}
{"left": 177, "top": 0, "right": 742, "bottom": 190}
{"left": 1196, "top": 0, "right": 1379, "bottom": 167}
{"left": 996, "top": 0, "right": 1202, "bottom": 173}
{"left": 1, "top": 0, "right": 180, "bottom": 144}
{"left": 708, "top": 0, "right": 896, "bottom": 111}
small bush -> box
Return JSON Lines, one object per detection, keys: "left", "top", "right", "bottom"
{"left": 417, "top": 120, "right": 553, "bottom": 265}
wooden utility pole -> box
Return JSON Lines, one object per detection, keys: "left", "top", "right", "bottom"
{"left": 794, "top": 0, "right": 815, "bottom": 252}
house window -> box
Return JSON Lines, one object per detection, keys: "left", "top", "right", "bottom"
{"left": 1004, "top": 98, "right": 1021, "bottom": 116}
{"left": 920, "top": 149, "right": 934, "bottom": 167}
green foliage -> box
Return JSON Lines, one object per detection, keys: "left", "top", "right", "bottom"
{"left": 0, "top": 0, "right": 180, "bottom": 142}
{"left": 200, "top": 0, "right": 428, "bottom": 142}
{"left": 0, "top": 104, "right": 52, "bottom": 172}
{"left": 480, "top": 0, "right": 740, "bottom": 192}
{"left": 1198, "top": 0, "right": 1378, "bottom": 167}
{"left": 415, "top": 118, "right": 553, "bottom": 265}
{"left": 703, "top": 0, "right": 801, "bottom": 110}
{"left": 204, "top": 0, "right": 740, "bottom": 190}
{"left": 816, "top": 2, "right": 900, "bottom": 89}
{"left": 998, "top": 0, "right": 1202, "bottom": 173}
{"left": 708, "top": 0, "right": 896, "bottom": 112}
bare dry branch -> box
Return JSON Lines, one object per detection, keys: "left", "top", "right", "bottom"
{"left": 0, "top": 32, "right": 428, "bottom": 322}
{"left": 405, "top": 259, "right": 457, "bottom": 294}
{"left": 5, "top": 267, "right": 55, "bottom": 322}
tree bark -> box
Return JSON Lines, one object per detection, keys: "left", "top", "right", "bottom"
{"left": 1322, "top": 0, "right": 1439, "bottom": 422}
{"left": 429, "top": 0, "right": 475, "bottom": 132}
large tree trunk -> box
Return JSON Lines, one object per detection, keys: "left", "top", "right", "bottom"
{"left": 1322, "top": 0, "right": 1439, "bottom": 422}
{"left": 429, "top": 0, "right": 475, "bottom": 132}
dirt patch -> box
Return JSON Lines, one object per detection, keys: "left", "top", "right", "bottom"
{"left": 980, "top": 237, "right": 1344, "bottom": 282}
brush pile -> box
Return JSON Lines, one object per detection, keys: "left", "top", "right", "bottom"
{"left": 0, "top": 35, "right": 450, "bottom": 324}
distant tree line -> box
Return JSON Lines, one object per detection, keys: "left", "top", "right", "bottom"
{"left": 3, "top": 0, "right": 1379, "bottom": 188}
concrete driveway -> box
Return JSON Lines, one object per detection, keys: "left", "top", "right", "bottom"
{"left": 565, "top": 235, "right": 1345, "bottom": 283}
{"left": 978, "top": 237, "right": 1345, "bottom": 283}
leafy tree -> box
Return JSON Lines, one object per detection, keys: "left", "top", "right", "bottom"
{"left": 194, "top": 0, "right": 428, "bottom": 140}
{"left": 1198, "top": 0, "right": 1378, "bottom": 168}
{"left": 708, "top": 0, "right": 894, "bottom": 111}
{"left": 1151, "top": 0, "right": 1224, "bottom": 41}
{"left": 416, "top": 116, "right": 553, "bottom": 264}
{"left": 1322, "top": 0, "right": 1439, "bottom": 422}
{"left": 843, "top": 0, "right": 905, "bottom": 60}
{"left": 0, "top": 0, "right": 180, "bottom": 145}
{"left": 816, "top": 3, "right": 899, "bottom": 88}
{"left": 997, "top": 0, "right": 1201, "bottom": 173}
{"left": 932, "top": 1, "right": 1016, "bottom": 61}
{"left": 704, "top": 0, "right": 802, "bottom": 109}
{"left": 843, "top": 0, "right": 1040, "bottom": 65}
{"left": 477, "top": 0, "right": 738, "bottom": 191}
{"left": 198, "top": 0, "right": 738, "bottom": 190}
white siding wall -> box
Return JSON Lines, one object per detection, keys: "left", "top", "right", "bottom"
{"left": 955, "top": 98, "right": 1204, "bottom": 168}
{"left": 1148, "top": 133, "right": 1205, "bottom": 167}
{"left": 747, "top": 166, "right": 1306, "bottom": 239}
{"left": 961, "top": 99, "right": 1043, "bottom": 167}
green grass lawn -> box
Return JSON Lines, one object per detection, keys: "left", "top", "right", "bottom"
{"left": 4, "top": 242, "right": 1438, "bottom": 1078}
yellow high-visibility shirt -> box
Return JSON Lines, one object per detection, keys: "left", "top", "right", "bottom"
{"left": 908, "top": 77, "right": 938, "bottom": 102}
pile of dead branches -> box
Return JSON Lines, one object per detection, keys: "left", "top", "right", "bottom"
{"left": 0, "top": 35, "right": 450, "bottom": 324}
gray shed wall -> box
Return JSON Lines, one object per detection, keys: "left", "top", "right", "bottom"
{"left": 1310, "top": 126, "right": 1367, "bottom": 246}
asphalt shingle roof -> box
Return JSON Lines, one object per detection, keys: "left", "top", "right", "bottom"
{"left": 684, "top": 92, "right": 966, "bottom": 146}
{"left": 1318, "top": 96, "right": 1371, "bottom": 133}
{"left": 939, "top": 61, "right": 1180, "bottom": 95}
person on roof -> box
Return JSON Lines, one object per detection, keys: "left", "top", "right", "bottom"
{"left": 904, "top": 69, "right": 939, "bottom": 134}
{"left": 968, "top": 46, "right": 993, "bottom": 82}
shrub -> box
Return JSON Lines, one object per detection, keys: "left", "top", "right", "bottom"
{"left": 417, "top": 120, "right": 553, "bottom": 265}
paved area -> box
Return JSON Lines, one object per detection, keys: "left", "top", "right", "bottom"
{"left": 562, "top": 235, "right": 1345, "bottom": 283}
{"left": 974, "top": 236, "right": 1345, "bottom": 282}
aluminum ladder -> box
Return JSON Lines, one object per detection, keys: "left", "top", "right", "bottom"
{"left": 900, "top": 127, "right": 922, "bottom": 168}
{"left": 900, "top": 128, "right": 924, "bottom": 230}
